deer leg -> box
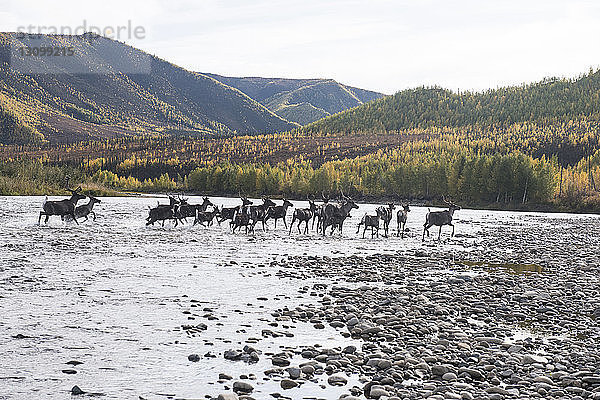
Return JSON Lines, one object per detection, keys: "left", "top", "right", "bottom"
{"left": 450, "top": 223, "right": 455, "bottom": 237}
{"left": 92, "top": 211, "right": 96, "bottom": 221}
{"left": 438, "top": 225, "right": 442, "bottom": 241}
{"left": 38, "top": 212, "right": 44, "bottom": 225}
{"left": 71, "top": 213, "right": 79, "bottom": 225}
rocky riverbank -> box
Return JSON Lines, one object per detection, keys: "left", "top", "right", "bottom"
{"left": 209, "top": 218, "right": 600, "bottom": 399}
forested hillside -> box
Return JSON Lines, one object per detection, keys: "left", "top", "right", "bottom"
{"left": 0, "top": 33, "right": 296, "bottom": 144}
{"left": 303, "top": 70, "right": 600, "bottom": 134}
{"left": 206, "top": 74, "right": 384, "bottom": 125}
{"left": 1, "top": 42, "right": 598, "bottom": 211}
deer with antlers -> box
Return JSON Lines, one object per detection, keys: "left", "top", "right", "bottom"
{"left": 146, "top": 195, "right": 181, "bottom": 227}
{"left": 249, "top": 197, "right": 276, "bottom": 231}
{"left": 312, "top": 192, "right": 330, "bottom": 231}
{"left": 38, "top": 186, "right": 86, "bottom": 225}
{"left": 289, "top": 197, "right": 317, "bottom": 235}
{"left": 322, "top": 190, "right": 358, "bottom": 236}
{"left": 423, "top": 197, "right": 461, "bottom": 241}
{"left": 265, "top": 198, "right": 293, "bottom": 229}
{"left": 219, "top": 195, "right": 253, "bottom": 224}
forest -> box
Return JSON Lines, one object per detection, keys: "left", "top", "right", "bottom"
{"left": 1, "top": 69, "right": 600, "bottom": 212}
{"left": 1, "top": 122, "right": 598, "bottom": 211}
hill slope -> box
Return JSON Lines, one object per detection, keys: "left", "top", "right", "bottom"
{"left": 0, "top": 33, "right": 297, "bottom": 144}
{"left": 302, "top": 70, "right": 600, "bottom": 134}
{"left": 205, "top": 74, "right": 384, "bottom": 125}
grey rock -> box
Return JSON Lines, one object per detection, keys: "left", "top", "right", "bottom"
{"left": 287, "top": 367, "right": 301, "bottom": 379}
{"left": 272, "top": 357, "right": 290, "bottom": 367}
{"left": 217, "top": 394, "right": 239, "bottom": 400}
{"left": 71, "top": 386, "right": 85, "bottom": 395}
{"left": 328, "top": 374, "right": 348, "bottom": 386}
{"left": 522, "top": 354, "right": 548, "bottom": 365}
{"left": 442, "top": 372, "right": 458, "bottom": 381}
{"left": 280, "top": 379, "right": 298, "bottom": 389}
{"left": 232, "top": 381, "right": 253, "bottom": 394}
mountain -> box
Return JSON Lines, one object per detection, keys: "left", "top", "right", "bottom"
{"left": 205, "top": 74, "right": 385, "bottom": 125}
{"left": 0, "top": 33, "right": 297, "bottom": 144}
{"left": 302, "top": 70, "right": 600, "bottom": 135}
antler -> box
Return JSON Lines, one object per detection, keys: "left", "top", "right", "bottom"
{"left": 442, "top": 195, "right": 455, "bottom": 206}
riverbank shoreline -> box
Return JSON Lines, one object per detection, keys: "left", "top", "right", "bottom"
{"left": 7, "top": 189, "right": 597, "bottom": 216}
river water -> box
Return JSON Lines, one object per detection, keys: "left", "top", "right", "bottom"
{"left": 0, "top": 196, "right": 598, "bottom": 399}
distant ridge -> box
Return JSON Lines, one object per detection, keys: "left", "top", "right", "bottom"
{"left": 205, "top": 74, "right": 385, "bottom": 125}
{"left": 0, "top": 33, "right": 297, "bottom": 144}
{"left": 302, "top": 70, "right": 600, "bottom": 134}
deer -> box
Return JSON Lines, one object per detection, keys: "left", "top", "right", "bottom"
{"left": 249, "top": 197, "right": 276, "bottom": 231}
{"left": 38, "top": 187, "right": 86, "bottom": 225}
{"left": 194, "top": 207, "right": 220, "bottom": 227}
{"left": 73, "top": 195, "right": 101, "bottom": 222}
{"left": 218, "top": 196, "right": 253, "bottom": 224}
{"left": 289, "top": 198, "right": 317, "bottom": 235}
{"left": 322, "top": 191, "right": 358, "bottom": 236}
{"left": 266, "top": 199, "right": 293, "bottom": 229}
{"left": 376, "top": 203, "right": 395, "bottom": 237}
{"left": 396, "top": 203, "right": 411, "bottom": 238}
{"left": 357, "top": 213, "right": 380, "bottom": 238}
{"left": 231, "top": 205, "right": 253, "bottom": 234}
{"left": 312, "top": 192, "right": 329, "bottom": 231}
{"left": 423, "top": 197, "right": 461, "bottom": 241}
{"left": 177, "top": 195, "right": 213, "bottom": 223}
{"left": 146, "top": 195, "right": 181, "bottom": 227}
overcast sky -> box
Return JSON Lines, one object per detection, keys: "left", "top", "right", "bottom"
{"left": 2, "top": 0, "right": 600, "bottom": 94}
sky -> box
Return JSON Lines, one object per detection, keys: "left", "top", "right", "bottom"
{"left": 2, "top": 0, "right": 600, "bottom": 94}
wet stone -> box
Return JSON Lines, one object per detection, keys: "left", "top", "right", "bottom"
{"left": 232, "top": 381, "right": 253, "bottom": 394}
{"left": 280, "top": 379, "right": 298, "bottom": 389}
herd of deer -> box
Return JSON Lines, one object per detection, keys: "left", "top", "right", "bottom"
{"left": 37, "top": 188, "right": 461, "bottom": 240}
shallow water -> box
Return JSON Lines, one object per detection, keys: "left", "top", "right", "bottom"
{"left": 0, "top": 196, "right": 598, "bottom": 399}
